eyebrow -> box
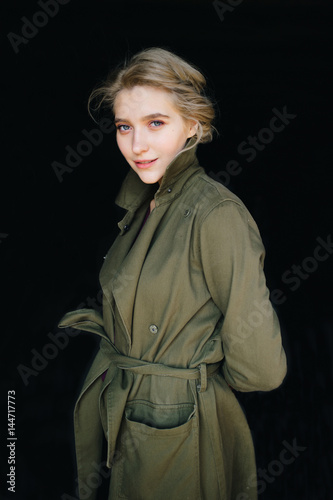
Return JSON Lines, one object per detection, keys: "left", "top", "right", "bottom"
{"left": 114, "top": 113, "right": 170, "bottom": 123}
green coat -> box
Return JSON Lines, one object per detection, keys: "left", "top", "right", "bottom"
{"left": 59, "top": 140, "right": 287, "bottom": 500}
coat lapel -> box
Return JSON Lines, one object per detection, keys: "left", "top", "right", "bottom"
{"left": 100, "top": 200, "right": 172, "bottom": 347}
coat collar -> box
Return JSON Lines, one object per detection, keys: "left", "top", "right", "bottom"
{"left": 115, "top": 137, "right": 200, "bottom": 214}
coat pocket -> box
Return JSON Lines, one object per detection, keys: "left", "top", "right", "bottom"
{"left": 113, "top": 400, "right": 200, "bottom": 500}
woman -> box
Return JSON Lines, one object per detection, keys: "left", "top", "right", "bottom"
{"left": 59, "top": 47, "right": 287, "bottom": 500}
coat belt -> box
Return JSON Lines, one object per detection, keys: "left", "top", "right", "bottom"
{"left": 58, "top": 309, "right": 221, "bottom": 496}
{"left": 99, "top": 338, "right": 221, "bottom": 468}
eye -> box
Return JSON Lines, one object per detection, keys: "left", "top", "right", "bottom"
{"left": 149, "top": 120, "right": 164, "bottom": 128}
{"left": 116, "top": 124, "right": 131, "bottom": 132}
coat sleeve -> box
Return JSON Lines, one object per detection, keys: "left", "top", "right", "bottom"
{"left": 199, "top": 200, "right": 287, "bottom": 392}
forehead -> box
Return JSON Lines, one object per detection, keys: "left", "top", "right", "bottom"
{"left": 114, "top": 86, "right": 177, "bottom": 118}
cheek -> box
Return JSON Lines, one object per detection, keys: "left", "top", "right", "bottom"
{"left": 168, "top": 134, "right": 188, "bottom": 155}
{"left": 156, "top": 130, "right": 186, "bottom": 155}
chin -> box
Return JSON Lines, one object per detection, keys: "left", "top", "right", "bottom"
{"left": 136, "top": 171, "right": 161, "bottom": 185}
{"left": 139, "top": 176, "right": 160, "bottom": 185}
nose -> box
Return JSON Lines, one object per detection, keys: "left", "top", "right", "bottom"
{"left": 132, "top": 129, "right": 149, "bottom": 155}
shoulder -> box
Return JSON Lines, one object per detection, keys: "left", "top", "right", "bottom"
{"left": 187, "top": 171, "right": 266, "bottom": 263}
{"left": 187, "top": 168, "right": 244, "bottom": 207}
{"left": 185, "top": 168, "right": 258, "bottom": 230}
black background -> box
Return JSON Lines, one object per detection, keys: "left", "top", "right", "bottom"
{"left": 1, "top": 0, "right": 332, "bottom": 499}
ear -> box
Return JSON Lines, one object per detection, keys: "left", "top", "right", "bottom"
{"left": 187, "top": 120, "right": 199, "bottom": 139}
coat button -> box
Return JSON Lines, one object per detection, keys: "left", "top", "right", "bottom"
{"left": 167, "top": 188, "right": 172, "bottom": 193}
{"left": 123, "top": 224, "right": 130, "bottom": 231}
{"left": 149, "top": 324, "right": 158, "bottom": 334}
{"left": 184, "top": 209, "right": 191, "bottom": 217}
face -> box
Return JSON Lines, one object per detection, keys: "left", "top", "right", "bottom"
{"left": 114, "top": 86, "right": 197, "bottom": 184}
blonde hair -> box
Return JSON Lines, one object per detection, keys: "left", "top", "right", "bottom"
{"left": 88, "top": 47, "right": 217, "bottom": 149}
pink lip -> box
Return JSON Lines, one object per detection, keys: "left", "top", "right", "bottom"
{"left": 134, "top": 159, "right": 158, "bottom": 169}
